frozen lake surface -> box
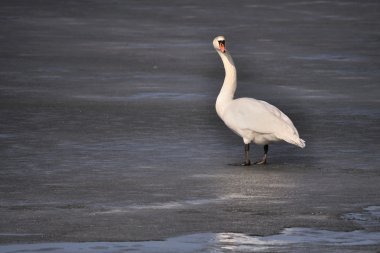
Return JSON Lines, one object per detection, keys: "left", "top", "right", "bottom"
{"left": 1, "top": 206, "right": 380, "bottom": 252}
{"left": 1, "top": 0, "right": 380, "bottom": 252}
{"left": 1, "top": 230, "right": 380, "bottom": 253}
{"left": 0, "top": 206, "right": 380, "bottom": 253}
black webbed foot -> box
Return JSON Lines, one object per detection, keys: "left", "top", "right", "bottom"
{"left": 254, "top": 145, "right": 268, "bottom": 165}
{"left": 253, "top": 159, "right": 267, "bottom": 165}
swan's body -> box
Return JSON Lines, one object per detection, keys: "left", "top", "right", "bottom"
{"left": 213, "top": 36, "right": 305, "bottom": 165}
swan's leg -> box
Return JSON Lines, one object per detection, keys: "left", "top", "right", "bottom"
{"left": 254, "top": 145, "right": 268, "bottom": 165}
{"left": 242, "top": 144, "right": 251, "bottom": 166}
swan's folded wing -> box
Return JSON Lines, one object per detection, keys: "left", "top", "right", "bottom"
{"left": 223, "top": 98, "right": 299, "bottom": 138}
{"left": 256, "top": 99, "right": 299, "bottom": 136}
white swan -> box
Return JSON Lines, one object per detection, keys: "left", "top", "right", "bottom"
{"left": 213, "top": 36, "right": 305, "bottom": 165}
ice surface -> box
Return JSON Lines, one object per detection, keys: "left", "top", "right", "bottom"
{"left": 0, "top": 0, "right": 380, "bottom": 251}
{"left": 1, "top": 228, "right": 380, "bottom": 253}
{"left": 344, "top": 206, "right": 380, "bottom": 229}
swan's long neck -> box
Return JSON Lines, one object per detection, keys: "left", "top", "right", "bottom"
{"left": 216, "top": 50, "right": 237, "bottom": 117}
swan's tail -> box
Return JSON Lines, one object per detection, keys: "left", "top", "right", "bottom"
{"left": 282, "top": 135, "right": 306, "bottom": 148}
{"left": 275, "top": 125, "right": 306, "bottom": 148}
{"left": 294, "top": 138, "right": 306, "bottom": 148}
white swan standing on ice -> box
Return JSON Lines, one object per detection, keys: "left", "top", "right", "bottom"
{"left": 213, "top": 36, "right": 305, "bottom": 165}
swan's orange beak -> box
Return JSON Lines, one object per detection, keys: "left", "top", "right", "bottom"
{"left": 219, "top": 41, "right": 226, "bottom": 53}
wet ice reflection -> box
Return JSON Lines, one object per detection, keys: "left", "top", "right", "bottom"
{"left": 2, "top": 206, "right": 379, "bottom": 252}
{"left": 1, "top": 228, "right": 380, "bottom": 253}
{"left": 344, "top": 206, "right": 380, "bottom": 229}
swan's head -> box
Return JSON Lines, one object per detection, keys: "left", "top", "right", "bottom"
{"left": 213, "top": 36, "right": 226, "bottom": 53}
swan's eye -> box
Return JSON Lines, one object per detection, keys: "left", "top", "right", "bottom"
{"left": 218, "top": 40, "right": 225, "bottom": 46}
